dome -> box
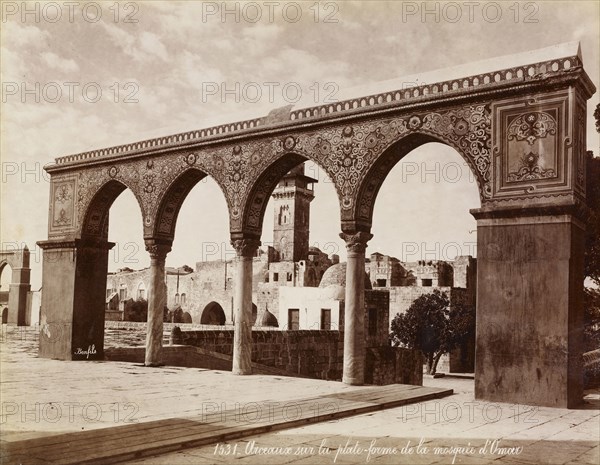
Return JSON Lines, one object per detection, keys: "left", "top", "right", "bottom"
{"left": 319, "top": 284, "right": 346, "bottom": 301}
{"left": 318, "top": 263, "right": 372, "bottom": 289}
{"left": 257, "top": 309, "right": 279, "bottom": 327}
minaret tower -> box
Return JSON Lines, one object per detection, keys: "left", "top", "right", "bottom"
{"left": 272, "top": 163, "right": 317, "bottom": 262}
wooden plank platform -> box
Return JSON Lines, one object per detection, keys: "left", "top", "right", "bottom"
{"left": 1, "top": 384, "right": 452, "bottom": 465}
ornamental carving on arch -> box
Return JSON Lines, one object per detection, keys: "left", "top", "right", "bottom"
{"left": 238, "top": 103, "right": 491, "bottom": 233}
{"left": 73, "top": 102, "right": 491, "bottom": 238}
{"left": 74, "top": 152, "right": 230, "bottom": 237}
{"left": 351, "top": 105, "right": 491, "bottom": 226}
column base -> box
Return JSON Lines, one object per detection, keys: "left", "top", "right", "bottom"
{"left": 342, "top": 375, "right": 364, "bottom": 386}
{"left": 232, "top": 367, "right": 253, "bottom": 376}
{"left": 144, "top": 362, "right": 164, "bottom": 367}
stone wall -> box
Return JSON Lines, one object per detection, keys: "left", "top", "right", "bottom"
{"left": 172, "top": 329, "right": 344, "bottom": 380}
{"left": 365, "top": 290, "right": 389, "bottom": 347}
{"left": 365, "top": 347, "right": 423, "bottom": 386}
{"left": 387, "top": 286, "right": 475, "bottom": 327}
{"left": 172, "top": 328, "right": 422, "bottom": 385}
{"left": 257, "top": 283, "right": 282, "bottom": 323}
{"left": 105, "top": 345, "right": 234, "bottom": 371}
{"left": 388, "top": 286, "right": 452, "bottom": 327}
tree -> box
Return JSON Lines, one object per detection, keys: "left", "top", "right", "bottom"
{"left": 586, "top": 152, "right": 600, "bottom": 286}
{"left": 124, "top": 298, "right": 148, "bottom": 322}
{"left": 390, "top": 290, "right": 475, "bottom": 374}
{"left": 587, "top": 105, "right": 600, "bottom": 285}
{"left": 124, "top": 298, "right": 170, "bottom": 323}
{"left": 448, "top": 301, "right": 476, "bottom": 352}
{"left": 584, "top": 288, "right": 600, "bottom": 352}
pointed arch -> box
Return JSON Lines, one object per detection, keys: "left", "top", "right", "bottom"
{"left": 352, "top": 132, "right": 485, "bottom": 232}
{"left": 200, "top": 301, "right": 226, "bottom": 325}
{"left": 150, "top": 168, "right": 231, "bottom": 241}
{"left": 81, "top": 179, "right": 144, "bottom": 240}
{"left": 238, "top": 153, "right": 341, "bottom": 240}
{"left": 0, "top": 260, "right": 8, "bottom": 279}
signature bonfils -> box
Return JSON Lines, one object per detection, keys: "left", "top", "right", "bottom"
{"left": 74, "top": 345, "right": 97, "bottom": 359}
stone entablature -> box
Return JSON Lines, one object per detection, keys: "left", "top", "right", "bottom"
{"left": 52, "top": 47, "right": 588, "bottom": 173}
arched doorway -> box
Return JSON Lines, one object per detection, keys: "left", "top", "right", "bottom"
{"left": 200, "top": 302, "right": 226, "bottom": 325}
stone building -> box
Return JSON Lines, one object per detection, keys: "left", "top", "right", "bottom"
{"left": 105, "top": 163, "right": 476, "bottom": 344}
{"left": 366, "top": 255, "right": 477, "bottom": 328}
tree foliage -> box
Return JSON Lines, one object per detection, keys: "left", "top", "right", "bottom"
{"left": 587, "top": 105, "right": 600, "bottom": 285}
{"left": 123, "top": 298, "right": 170, "bottom": 322}
{"left": 584, "top": 288, "right": 600, "bottom": 352}
{"left": 124, "top": 298, "right": 148, "bottom": 322}
{"left": 390, "top": 290, "right": 475, "bottom": 374}
{"left": 586, "top": 152, "right": 600, "bottom": 286}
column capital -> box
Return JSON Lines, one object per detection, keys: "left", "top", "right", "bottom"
{"left": 144, "top": 238, "right": 172, "bottom": 260}
{"left": 231, "top": 238, "right": 261, "bottom": 257}
{"left": 339, "top": 231, "right": 373, "bottom": 253}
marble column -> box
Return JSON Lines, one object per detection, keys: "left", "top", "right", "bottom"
{"left": 144, "top": 239, "right": 172, "bottom": 367}
{"left": 340, "top": 231, "right": 373, "bottom": 385}
{"left": 231, "top": 238, "right": 260, "bottom": 375}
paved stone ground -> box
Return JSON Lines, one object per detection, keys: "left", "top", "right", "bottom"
{"left": 124, "top": 377, "right": 599, "bottom": 465}
{"left": 3, "top": 325, "right": 427, "bottom": 440}
{"left": 1, "top": 325, "right": 598, "bottom": 464}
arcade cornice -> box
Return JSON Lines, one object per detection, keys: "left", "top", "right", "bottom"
{"left": 470, "top": 197, "right": 592, "bottom": 225}
{"left": 46, "top": 55, "right": 595, "bottom": 174}
{"left": 37, "top": 239, "right": 116, "bottom": 250}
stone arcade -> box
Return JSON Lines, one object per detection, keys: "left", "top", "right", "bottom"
{"left": 0, "top": 248, "right": 31, "bottom": 325}
{"left": 103, "top": 165, "right": 475, "bottom": 338}
{"left": 38, "top": 43, "right": 595, "bottom": 407}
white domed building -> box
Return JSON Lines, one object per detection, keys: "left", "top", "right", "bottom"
{"left": 277, "top": 261, "right": 389, "bottom": 344}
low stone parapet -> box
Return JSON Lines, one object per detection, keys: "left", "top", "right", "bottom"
{"left": 365, "top": 346, "right": 423, "bottom": 386}
{"left": 171, "top": 328, "right": 422, "bottom": 385}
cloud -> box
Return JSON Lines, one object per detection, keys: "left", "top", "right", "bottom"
{"left": 241, "top": 24, "right": 283, "bottom": 41}
{"left": 1, "top": 22, "right": 49, "bottom": 48}
{"left": 139, "top": 32, "right": 169, "bottom": 62}
{"left": 0, "top": 47, "right": 28, "bottom": 81}
{"left": 40, "top": 52, "right": 79, "bottom": 73}
{"left": 99, "top": 23, "right": 169, "bottom": 63}
{"left": 172, "top": 50, "right": 225, "bottom": 90}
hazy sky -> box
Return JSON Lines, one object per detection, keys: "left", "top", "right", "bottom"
{"left": 1, "top": 1, "right": 599, "bottom": 289}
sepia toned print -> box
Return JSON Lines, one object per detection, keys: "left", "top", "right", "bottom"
{"left": 1, "top": 2, "right": 599, "bottom": 464}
